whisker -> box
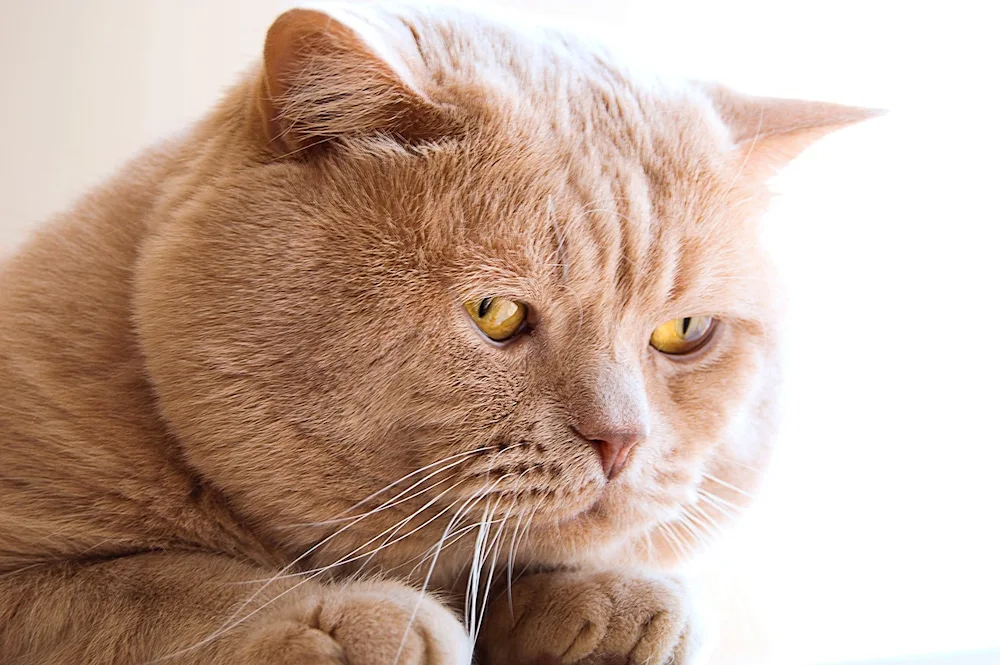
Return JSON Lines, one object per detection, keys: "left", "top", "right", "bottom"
{"left": 189, "top": 479, "right": 503, "bottom": 665}
{"left": 712, "top": 454, "right": 766, "bottom": 474}
{"left": 686, "top": 502, "right": 726, "bottom": 539}
{"left": 673, "top": 512, "right": 712, "bottom": 554}
{"left": 301, "top": 447, "right": 523, "bottom": 585}
{"left": 509, "top": 502, "right": 541, "bottom": 588}
{"left": 150, "top": 568, "right": 326, "bottom": 662}
{"left": 404, "top": 517, "right": 504, "bottom": 576}
{"left": 656, "top": 522, "right": 690, "bottom": 561}
{"left": 289, "top": 445, "right": 499, "bottom": 529}
{"left": 226, "top": 446, "right": 523, "bottom": 622}
{"left": 465, "top": 497, "right": 494, "bottom": 631}
{"left": 696, "top": 488, "right": 744, "bottom": 518}
{"left": 474, "top": 504, "right": 512, "bottom": 642}
{"left": 505, "top": 510, "right": 525, "bottom": 620}
{"left": 701, "top": 472, "right": 757, "bottom": 500}
{"left": 391, "top": 474, "right": 513, "bottom": 665}
{"left": 273, "top": 480, "right": 465, "bottom": 584}
{"left": 243, "top": 474, "right": 466, "bottom": 585}
{"left": 166, "top": 447, "right": 522, "bottom": 661}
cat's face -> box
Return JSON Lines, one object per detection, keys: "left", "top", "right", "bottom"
{"left": 136, "top": 6, "right": 871, "bottom": 573}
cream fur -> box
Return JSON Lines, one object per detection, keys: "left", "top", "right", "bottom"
{"left": 0, "top": 4, "right": 874, "bottom": 664}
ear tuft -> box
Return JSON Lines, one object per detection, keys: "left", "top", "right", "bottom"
{"left": 705, "top": 84, "right": 884, "bottom": 178}
{"left": 257, "top": 8, "right": 454, "bottom": 154}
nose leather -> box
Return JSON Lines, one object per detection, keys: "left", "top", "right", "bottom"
{"left": 573, "top": 426, "right": 642, "bottom": 480}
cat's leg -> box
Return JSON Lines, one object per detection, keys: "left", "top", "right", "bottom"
{"left": 480, "top": 570, "right": 699, "bottom": 665}
{"left": 0, "top": 551, "right": 471, "bottom": 665}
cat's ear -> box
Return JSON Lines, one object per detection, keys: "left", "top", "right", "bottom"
{"left": 256, "top": 8, "right": 454, "bottom": 154}
{"left": 705, "top": 84, "right": 882, "bottom": 179}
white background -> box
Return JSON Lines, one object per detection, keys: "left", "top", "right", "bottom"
{"left": 1, "top": 2, "right": 997, "bottom": 664}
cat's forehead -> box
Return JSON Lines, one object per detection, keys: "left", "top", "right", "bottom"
{"left": 441, "top": 145, "right": 759, "bottom": 323}
{"left": 330, "top": 4, "right": 770, "bottom": 319}
{"left": 429, "top": 102, "right": 751, "bottom": 321}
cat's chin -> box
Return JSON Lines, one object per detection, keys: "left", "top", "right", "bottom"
{"left": 526, "top": 487, "right": 672, "bottom": 552}
{"left": 544, "top": 484, "right": 696, "bottom": 562}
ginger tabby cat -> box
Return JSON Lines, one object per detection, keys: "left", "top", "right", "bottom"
{"left": 0, "top": 4, "right": 875, "bottom": 664}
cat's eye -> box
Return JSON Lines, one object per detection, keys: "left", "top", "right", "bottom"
{"left": 650, "top": 316, "right": 717, "bottom": 355}
{"left": 464, "top": 297, "right": 528, "bottom": 342}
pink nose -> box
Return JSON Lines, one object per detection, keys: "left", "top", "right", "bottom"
{"left": 573, "top": 426, "right": 641, "bottom": 480}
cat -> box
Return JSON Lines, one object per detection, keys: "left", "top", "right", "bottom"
{"left": 0, "top": 3, "right": 876, "bottom": 664}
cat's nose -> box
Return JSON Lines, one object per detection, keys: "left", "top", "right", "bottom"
{"left": 573, "top": 426, "right": 642, "bottom": 480}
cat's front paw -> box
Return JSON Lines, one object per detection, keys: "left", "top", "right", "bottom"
{"left": 239, "top": 579, "right": 472, "bottom": 665}
{"left": 481, "top": 570, "right": 698, "bottom": 665}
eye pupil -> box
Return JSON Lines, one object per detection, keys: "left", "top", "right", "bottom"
{"left": 681, "top": 317, "right": 692, "bottom": 336}
{"left": 478, "top": 298, "right": 493, "bottom": 318}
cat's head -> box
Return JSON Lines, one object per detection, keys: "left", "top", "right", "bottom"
{"left": 135, "top": 5, "right": 875, "bottom": 572}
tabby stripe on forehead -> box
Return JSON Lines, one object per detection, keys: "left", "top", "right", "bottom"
{"left": 612, "top": 172, "right": 653, "bottom": 310}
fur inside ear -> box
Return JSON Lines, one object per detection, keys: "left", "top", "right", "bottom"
{"left": 258, "top": 8, "right": 455, "bottom": 154}
{"left": 705, "top": 84, "right": 883, "bottom": 179}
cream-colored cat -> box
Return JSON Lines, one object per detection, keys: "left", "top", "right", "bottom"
{"left": 0, "top": 4, "right": 875, "bottom": 664}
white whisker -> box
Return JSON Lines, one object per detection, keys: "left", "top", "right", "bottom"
{"left": 392, "top": 473, "right": 512, "bottom": 665}
{"left": 165, "top": 446, "right": 518, "bottom": 661}
{"left": 696, "top": 488, "right": 744, "bottom": 518}
{"left": 702, "top": 472, "right": 757, "bottom": 500}
{"left": 292, "top": 446, "right": 496, "bottom": 529}
{"left": 712, "top": 454, "right": 766, "bottom": 474}
{"left": 474, "top": 505, "right": 512, "bottom": 642}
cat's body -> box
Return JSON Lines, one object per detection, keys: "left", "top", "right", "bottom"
{"left": 0, "top": 4, "right": 873, "bottom": 664}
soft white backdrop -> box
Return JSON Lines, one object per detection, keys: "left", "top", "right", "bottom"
{"left": 1, "top": 2, "right": 997, "bottom": 664}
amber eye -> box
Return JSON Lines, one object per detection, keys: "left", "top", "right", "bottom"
{"left": 650, "top": 316, "right": 717, "bottom": 355}
{"left": 464, "top": 297, "right": 528, "bottom": 342}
